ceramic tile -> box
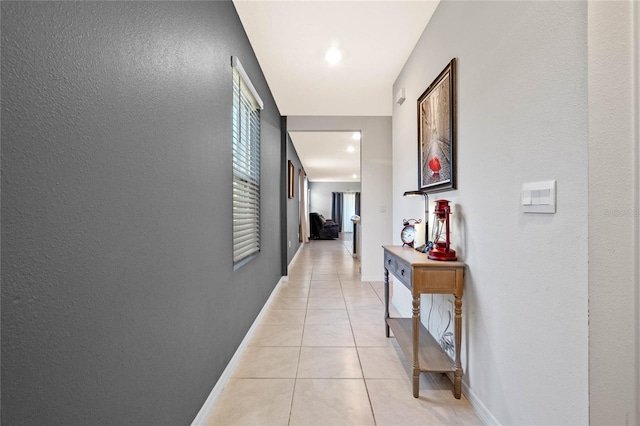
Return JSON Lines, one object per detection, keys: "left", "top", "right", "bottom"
{"left": 211, "top": 238, "right": 482, "bottom": 425}
{"left": 418, "top": 372, "right": 442, "bottom": 391}
{"left": 371, "top": 286, "right": 386, "bottom": 300}
{"left": 369, "top": 281, "right": 385, "bottom": 291}
{"left": 205, "top": 379, "right": 294, "bottom": 426}
{"left": 453, "top": 405, "right": 485, "bottom": 425}
{"left": 232, "top": 346, "right": 299, "bottom": 378}
{"left": 305, "top": 309, "right": 350, "bottom": 326}
{"left": 352, "top": 325, "right": 397, "bottom": 347}
{"left": 345, "top": 296, "right": 383, "bottom": 310}
{"left": 312, "top": 267, "right": 340, "bottom": 275}
{"left": 249, "top": 325, "right": 303, "bottom": 347}
{"left": 308, "top": 287, "right": 343, "bottom": 298}
{"left": 261, "top": 309, "right": 306, "bottom": 326}
{"left": 307, "top": 297, "right": 345, "bottom": 310}
{"left": 339, "top": 275, "right": 361, "bottom": 283}
{"left": 340, "top": 286, "right": 378, "bottom": 298}
{"left": 348, "top": 308, "right": 386, "bottom": 325}
{"left": 269, "top": 297, "right": 308, "bottom": 310}
{"left": 302, "top": 325, "right": 355, "bottom": 347}
{"left": 288, "top": 273, "right": 312, "bottom": 280}
{"left": 289, "top": 379, "right": 375, "bottom": 426}
{"left": 366, "top": 378, "right": 467, "bottom": 426}
{"left": 281, "top": 279, "right": 311, "bottom": 287}
{"left": 309, "top": 279, "right": 341, "bottom": 289}
{"left": 358, "top": 346, "right": 410, "bottom": 379}
{"left": 340, "top": 280, "right": 371, "bottom": 288}
{"left": 336, "top": 268, "right": 359, "bottom": 275}
{"left": 276, "top": 285, "right": 310, "bottom": 298}
{"left": 311, "top": 273, "right": 340, "bottom": 280}
{"left": 431, "top": 371, "right": 455, "bottom": 391}
{"left": 297, "top": 347, "right": 362, "bottom": 378}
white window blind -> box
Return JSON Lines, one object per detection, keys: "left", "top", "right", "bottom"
{"left": 232, "top": 57, "right": 263, "bottom": 264}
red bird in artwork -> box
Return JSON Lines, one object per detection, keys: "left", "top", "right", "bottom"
{"left": 428, "top": 157, "right": 441, "bottom": 173}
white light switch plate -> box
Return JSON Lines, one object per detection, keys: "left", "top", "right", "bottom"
{"left": 522, "top": 180, "right": 556, "bottom": 213}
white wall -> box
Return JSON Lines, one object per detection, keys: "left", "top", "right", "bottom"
{"left": 588, "top": 2, "right": 639, "bottom": 424}
{"left": 392, "top": 2, "right": 589, "bottom": 424}
{"left": 308, "top": 181, "right": 361, "bottom": 219}
{"left": 288, "top": 116, "right": 392, "bottom": 280}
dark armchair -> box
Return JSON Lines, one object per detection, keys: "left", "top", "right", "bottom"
{"left": 309, "top": 212, "right": 340, "bottom": 240}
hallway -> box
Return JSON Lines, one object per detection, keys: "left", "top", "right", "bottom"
{"left": 206, "top": 238, "right": 481, "bottom": 425}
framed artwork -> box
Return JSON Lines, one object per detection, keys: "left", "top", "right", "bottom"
{"left": 417, "top": 58, "right": 456, "bottom": 192}
{"left": 287, "top": 160, "right": 295, "bottom": 199}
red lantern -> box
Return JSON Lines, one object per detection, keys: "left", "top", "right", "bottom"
{"left": 428, "top": 199, "right": 457, "bottom": 261}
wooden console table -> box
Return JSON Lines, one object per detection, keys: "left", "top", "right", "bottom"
{"left": 382, "top": 245, "right": 465, "bottom": 399}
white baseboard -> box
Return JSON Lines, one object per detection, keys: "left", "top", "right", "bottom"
{"left": 462, "top": 381, "right": 500, "bottom": 425}
{"left": 190, "top": 276, "right": 286, "bottom": 425}
{"left": 287, "top": 242, "right": 305, "bottom": 271}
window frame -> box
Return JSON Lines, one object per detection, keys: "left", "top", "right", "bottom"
{"left": 231, "top": 56, "right": 264, "bottom": 267}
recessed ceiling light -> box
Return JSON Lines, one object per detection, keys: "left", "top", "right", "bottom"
{"left": 352, "top": 174, "right": 358, "bottom": 179}
{"left": 346, "top": 146, "right": 355, "bottom": 153}
{"left": 352, "top": 132, "right": 360, "bottom": 141}
{"left": 324, "top": 48, "right": 342, "bottom": 66}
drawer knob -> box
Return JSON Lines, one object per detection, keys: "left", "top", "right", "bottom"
{"left": 401, "top": 269, "right": 405, "bottom": 276}
{"left": 387, "top": 259, "right": 391, "bottom": 265}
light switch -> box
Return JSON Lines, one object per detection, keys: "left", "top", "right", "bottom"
{"left": 531, "top": 189, "right": 540, "bottom": 205}
{"left": 521, "top": 180, "right": 556, "bottom": 213}
{"left": 539, "top": 189, "right": 551, "bottom": 205}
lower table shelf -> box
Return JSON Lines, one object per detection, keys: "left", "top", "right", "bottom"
{"left": 386, "top": 317, "right": 455, "bottom": 373}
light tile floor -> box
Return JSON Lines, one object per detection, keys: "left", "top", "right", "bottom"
{"left": 206, "top": 237, "right": 482, "bottom": 426}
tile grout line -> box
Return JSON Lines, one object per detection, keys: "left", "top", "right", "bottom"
{"left": 340, "top": 274, "right": 379, "bottom": 426}
{"left": 287, "top": 268, "right": 310, "bottom": 426}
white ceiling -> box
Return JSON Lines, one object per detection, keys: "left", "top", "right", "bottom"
{"left": 233, "top": 0, "right": 439, "bottom": 181}
{"left": 289, "top": 131, "right": 361, "bottom": 182}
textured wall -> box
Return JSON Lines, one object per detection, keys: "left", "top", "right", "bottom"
{"left": 286, "top": 135, "right": 303, "bottom": 264}
{"left": 588, "top": 2, "right": 639, "bottom": 424}
{"left": 392, "top": 1, "right": 588, "bottom": 424}
{"left": 1, "top": 2, "right": 282, "bottom": 424}
{"left": 309, "top": 181, "right": 362, "bottom": 219}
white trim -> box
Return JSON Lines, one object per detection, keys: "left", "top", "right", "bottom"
{"left": 286, "top": 241, "right": 305, "bottom": 273}
{"left": 231, "top": 56, "right": 264, "bottom": 110}
{"left": 462, "top": 381, "right": 500, "bottom": 426}
{"left": 634, "top": 2, "right": 640, "bottom": 423}
{"left": 190, "top": 276, "right": 286, "bottom": 425}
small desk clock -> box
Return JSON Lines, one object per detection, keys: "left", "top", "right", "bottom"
{"left": 400, "top": 218, "right": 422, "bottom": 247}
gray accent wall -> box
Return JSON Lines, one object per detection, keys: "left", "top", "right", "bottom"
{"left": 1, "top": 2, "right": 283, "bottom": 425}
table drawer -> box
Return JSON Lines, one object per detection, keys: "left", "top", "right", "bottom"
{"left": 414, "top": 269, "right": 457, "bottom": 293}
{"left": 384, "top": 252, "right": 412, "bottom": 289}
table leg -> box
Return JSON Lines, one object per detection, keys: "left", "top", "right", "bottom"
{"left": 384, "top": 268, "right": 390, "bottom": 338}
{"left": 412, "top": 295, "right": 420, "bottom": 398}
{"left": 454, "top": 295, "right": 463, "bottom": 399}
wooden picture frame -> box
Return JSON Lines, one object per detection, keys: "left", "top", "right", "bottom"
{"left": 418, "top": 58, "right": 456, "bottom": 192}
{"left": 287, "top": 160, "right": 295, "bottom": 199}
